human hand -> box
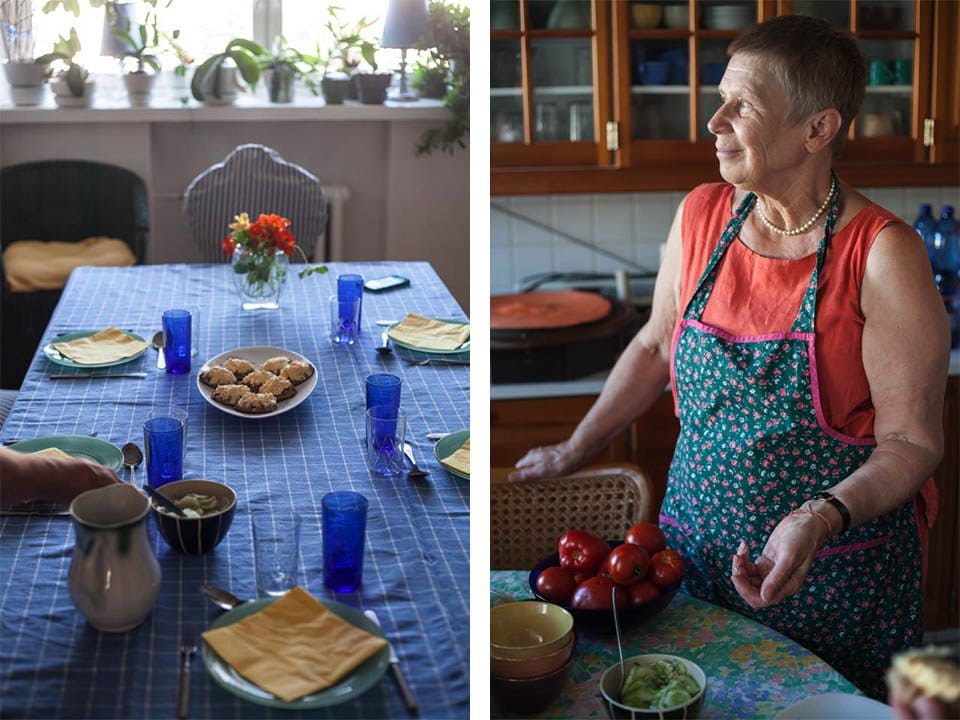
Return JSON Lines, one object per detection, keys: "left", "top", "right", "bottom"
{"left": 508, "top": 441, "right": 582, "bottom": 482}
{"left": 38, "top": 456, "right": 122, "bottom": 505}
{"left": 730, "top": 509, "right": 832, "bottom": 608}
{"left": 892, "top": 696, "right": 954, "bottom": 720}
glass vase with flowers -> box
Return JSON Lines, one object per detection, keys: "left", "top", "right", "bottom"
{"left": 224, "top": 213, "right": 326, "bottom": 310}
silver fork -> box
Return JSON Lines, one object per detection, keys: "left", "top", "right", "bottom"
{"left": 177, "top": 637, "right": 197, "bottom": 719}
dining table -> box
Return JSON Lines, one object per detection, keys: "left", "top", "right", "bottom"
{"left": 490, "top": 571, "right": 860, "bottom": 719}
{"left": 0, "top": 262, "right": 470, "bottom": 719}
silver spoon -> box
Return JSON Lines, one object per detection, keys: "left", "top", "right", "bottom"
{"left": 613, "top": 585, "right": 627, "bottom": 699}
{"left": 403, "top": 443, "right": 429, "bottom": 479}
{"left": 200, "top": 585, "right": 244, "bottom": 611}
{"left": 376, "top": 331, "right": 392, "bottom": 355}
{"left": 121, "top": 442, "right": 143, "bottom": 487}
{"left": 151, "top": 331, "right": 166, "bottom": 370}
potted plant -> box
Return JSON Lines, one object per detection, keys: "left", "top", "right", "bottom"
{"left": 411, "top": 59, "right": 447, "bottom": 99}
{"left": 1, "top": 0, "right": 51, "bottom": 105}
{"left": 257, "top": 37, "right": 312, "bottom": 104}
{"left": 113, "top": 11, "right": 162, "bottom": 106}
{"left": 191, "top": 38, "right": 263, "bottom": 106}
{"left": 38, "top": 27, "right": 95, "bottom": 108}
{"left": 352, "top": 48, "right": 392, "bottom": 105}
{"left": 415, "top": 1, "right": 470, "bottom": 155}
{"left": 320, "top": 4, "right": 376, "bottom": 104}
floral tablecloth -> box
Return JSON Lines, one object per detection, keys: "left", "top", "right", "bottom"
{"left": 491, "top": 571, "right": 859, "bottom": 719}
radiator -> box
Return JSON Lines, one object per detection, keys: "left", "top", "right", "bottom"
{"left": 320, "top": 184, "right": 351, "bottom": 263}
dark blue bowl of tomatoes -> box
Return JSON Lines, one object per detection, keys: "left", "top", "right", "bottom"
{"left": 528, "top": 541, "right": 681, "bottom": 633}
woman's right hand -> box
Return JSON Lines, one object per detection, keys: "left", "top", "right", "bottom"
{"left": 508, "top": 441, "right": 583, "bottom": 482}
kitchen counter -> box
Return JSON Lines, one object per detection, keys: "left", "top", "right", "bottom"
{"left": 493, "top": 349, "right": 960, "bottom": 400}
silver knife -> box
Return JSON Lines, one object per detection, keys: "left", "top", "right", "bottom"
{"left": 49, "top": 372, "right": 148, "bottom": 380}
{"left": 364, "top": 609, "right": 418, "bottom": 715}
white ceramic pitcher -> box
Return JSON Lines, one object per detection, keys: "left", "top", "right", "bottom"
{"left": 68, "top": 484, "right": 161, "bottom": 632}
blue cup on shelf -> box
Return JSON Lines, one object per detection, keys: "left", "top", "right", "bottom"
{"left": 143, "top": 415, "right": 184, "bottom": 489}
{"left": 657, "top": 49, "right": 688, "bottom": 85}
{"left": 337, "top": 274, "right": 363, "bottom": 335}
{"left": 322, "top": 491, "right": 369, "bottom": 593}
{"left": 701, "top": 62, "right": 727, "bottom": 85}
{"left": 638, "top": 61, "right": 670, "bottom": 86}
{"left": 162, "top": 309, "right": 191, "bottom": 375}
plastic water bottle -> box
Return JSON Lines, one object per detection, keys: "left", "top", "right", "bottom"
{"left": 914, "top": 203, "right": 937, "bottom": 267}
{"left": 932, "top": 205, "right": 959, "bottom": 349}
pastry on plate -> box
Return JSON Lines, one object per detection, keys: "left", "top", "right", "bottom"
{"left": 280, "top": 360, "right": 314, "bottom": 386}
{"left": 223, "top": 357, "right": 255, "bottom": 379}
{"left": 887, "top": 645, "right": 959, "bottom": 716}
{"left": 236, "top": 392, "right": 278, "bottom": 415}
{"left": 242, "top": 370, "right": 278, "bottom": 393}
{"left": 259, "top": 376, "right": 296, "bottom": 402}
{"left": 259, "top": 356, "right": 291, "bottom": 375}
{"left": 200, "top": 366, "right": 238, "bottom": 388}
{"left": 212, "top": 384, "right": 252, "bottom": 407}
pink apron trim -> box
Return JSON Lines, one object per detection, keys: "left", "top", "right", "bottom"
{"left": 814, "top": 532, "right": 892, "bottom": 559}
{"left": 659, "top": 513, "right": 682, "bottom": 531}
{"left": 677, "top": 319, "right": 875, "bottom": 446}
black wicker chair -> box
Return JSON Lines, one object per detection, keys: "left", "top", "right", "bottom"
{"left": 0, "top": 161, "right": 149, "bottom": 389}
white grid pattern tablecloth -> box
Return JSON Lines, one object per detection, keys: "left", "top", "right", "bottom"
{"left": 0, "top": 263, "right": 470, "bottom": 719}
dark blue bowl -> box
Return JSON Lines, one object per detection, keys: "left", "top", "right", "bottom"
{"left": 528, "top": 541, "right": 680, "bottom": 633}
{"left": 150, "top": 479, "right": 237, "bottom": 555}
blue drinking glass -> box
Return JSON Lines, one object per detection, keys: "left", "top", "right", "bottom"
{"left": 365, "top": 373, "right": 401, "bottom": 415}
{"left": 143, "top": 416, "right": 184, "bottom": 488}
{"left": 365, "top": 407, "right": 406, "bottom": 476}
{"left": 162, "top": 309, "right": 192, "bottom": 375}
{"left": 322, "top": 491, "right": 368, "bottom": 593}
{"left": 337, "top": 274, "right": 364, "bottom": 336}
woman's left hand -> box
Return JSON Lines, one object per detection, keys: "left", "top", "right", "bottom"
{"left": 730, "top": 510, "right": 832, "bottom": 608}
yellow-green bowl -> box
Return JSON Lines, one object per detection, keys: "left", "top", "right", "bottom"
{"left": 490, "top": 601, "right": 574, "bottom": 659}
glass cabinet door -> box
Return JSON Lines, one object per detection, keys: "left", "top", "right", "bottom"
{"left": 491, "top": 0, "right": 609, "bottom": 167}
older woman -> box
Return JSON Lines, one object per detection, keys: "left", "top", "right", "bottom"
{"left": 510, "top": 15, "right": 949, "bottom": 699}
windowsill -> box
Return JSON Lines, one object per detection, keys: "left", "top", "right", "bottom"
{"left": 0, "top": 95, "right": 448, "bottom": 123}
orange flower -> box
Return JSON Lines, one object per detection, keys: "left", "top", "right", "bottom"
{"left": 224, "top": 212, "right": 298, "bottom": 258}
{"left": 222, "top": 235, "right": 235, "bottom": 255}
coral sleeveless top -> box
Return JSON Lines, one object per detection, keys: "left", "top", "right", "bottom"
{"left": 675, "top": 182, "right": 904, "bottom": 438}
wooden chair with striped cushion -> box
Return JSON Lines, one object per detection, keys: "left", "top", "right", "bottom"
{"left": 490, "top": 463, "right": 657, "bottom": 570}
{"left": 183, "top": 144, "right": 327, "bottom": 263}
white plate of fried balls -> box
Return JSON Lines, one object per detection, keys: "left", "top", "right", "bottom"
{"left": 196, "top": 346, "right": 318, "bottom": 419}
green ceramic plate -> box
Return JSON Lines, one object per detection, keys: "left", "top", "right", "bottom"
{"left": 7, "top": 435, "right": 124, "bottom": 470}
{"left": 43, "top": 330, "right": 148, "bottom": 369}
{"left": 434, "top": 429, "right": 470, "bottom": 480}
{"left": 388, "top": 318, "right": 470, "bottom": 361}
{"left": 201, "top": 597, "right": 389, "bottom": 709}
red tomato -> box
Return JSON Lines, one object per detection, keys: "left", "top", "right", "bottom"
{"left": 571, "top": 576, "right": 628, "bottom": 611}
{"left": 558, "top": 530, "right": 610, "bottom": 575}
{"left": 535, "top": 566, "right": 577, "bottom": 605}
{"left": 627, "top": 579, "right": 661, "bottom": 606}
{"left": 573, "top": 572, "right": 590, "bottom": 585}
{"left": 649, "top": 549, "right": 685, "bottom": 589}
{"left": 624, "top": 522, "right": 667, "bottom": 556}
{"left": 600, "top": 544, "right": 650, "bottom": 586}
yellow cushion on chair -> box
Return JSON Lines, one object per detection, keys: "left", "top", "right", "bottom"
{"left": 2, "top": 237, "right": 136, "bottom": 293}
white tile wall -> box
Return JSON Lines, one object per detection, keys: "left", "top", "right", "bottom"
{"left": 490, "top": 186, "right": 960, "bottom": 294}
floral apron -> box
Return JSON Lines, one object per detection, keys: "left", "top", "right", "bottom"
{"left": 659, "top": 184, "right": 923, "bottom": 699}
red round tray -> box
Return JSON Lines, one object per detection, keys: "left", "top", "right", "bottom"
{"left": 490, "top": 290, "right": 612, "bottom": 331}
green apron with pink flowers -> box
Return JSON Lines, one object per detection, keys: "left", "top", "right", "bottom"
{"left": 659, "top": 183, "right": 923, "bottom": 699}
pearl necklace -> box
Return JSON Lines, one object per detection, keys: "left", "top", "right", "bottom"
{"left": 756, "top": 176, "right": 838, "bottom": 236}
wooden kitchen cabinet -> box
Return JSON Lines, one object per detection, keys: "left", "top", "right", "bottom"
{"left": 492, "top": 0, "right": 960, "bottom": 194}
{"left": 493, "top": 377, "right": 958, "bottom": 630}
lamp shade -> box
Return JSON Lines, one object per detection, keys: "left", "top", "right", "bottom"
{"left": 380, "top": 0, "right": 431, "bottom": 49}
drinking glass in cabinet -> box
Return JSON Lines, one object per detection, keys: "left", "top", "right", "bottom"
{"left": 535, "top": 103, "right": 561, "bottom": 141}
{"left": 569, "top": 102, "right": 593, "bottom": 141}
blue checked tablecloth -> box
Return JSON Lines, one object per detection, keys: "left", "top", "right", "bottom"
{"left": 0, "top": 263, "right": 470, "bottom": 719}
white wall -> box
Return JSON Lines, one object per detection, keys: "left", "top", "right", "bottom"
{"left": 0, "top": 117, "right": 470, "bottom": 311}
{"left": 491, "top": 185, "right": 960, "bottom": 295}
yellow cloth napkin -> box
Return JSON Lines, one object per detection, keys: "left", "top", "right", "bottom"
{"left": 51, "top": 327, "right": 148, "bottom": 365}
{"left": 387, "top": 313, "right": 469, "bottom": 351}
{"left": 2, "top": 237, "right": 136, "bottom": 293}
{"left": 441, "top": 438, "right": 470, "bottom": 477}
{"left": 201, "top": 587, "right": 388, "bottom": 703}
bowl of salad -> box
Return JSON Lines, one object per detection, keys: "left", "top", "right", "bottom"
{"left": 149, "top": 479, "right": 237, "bottom": 555}
{"left": 599, "top": 654, "right": 707, "bottom": 719}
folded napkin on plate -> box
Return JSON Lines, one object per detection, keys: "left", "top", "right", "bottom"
{"left": 441, "top": 438, "right": 470, "bottom": 477}
{"left": 51, "top": 327, "right": 148, "bottom": 365}
{"left": 201, "top": 586, "right": 387, "bottom": 703}
{"left": 387, "top": 313, "right": 469, "bottom": 351}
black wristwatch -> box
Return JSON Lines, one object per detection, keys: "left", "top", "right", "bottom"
{"left": 813, "top": 491, "right": 851, "bottom": 536}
